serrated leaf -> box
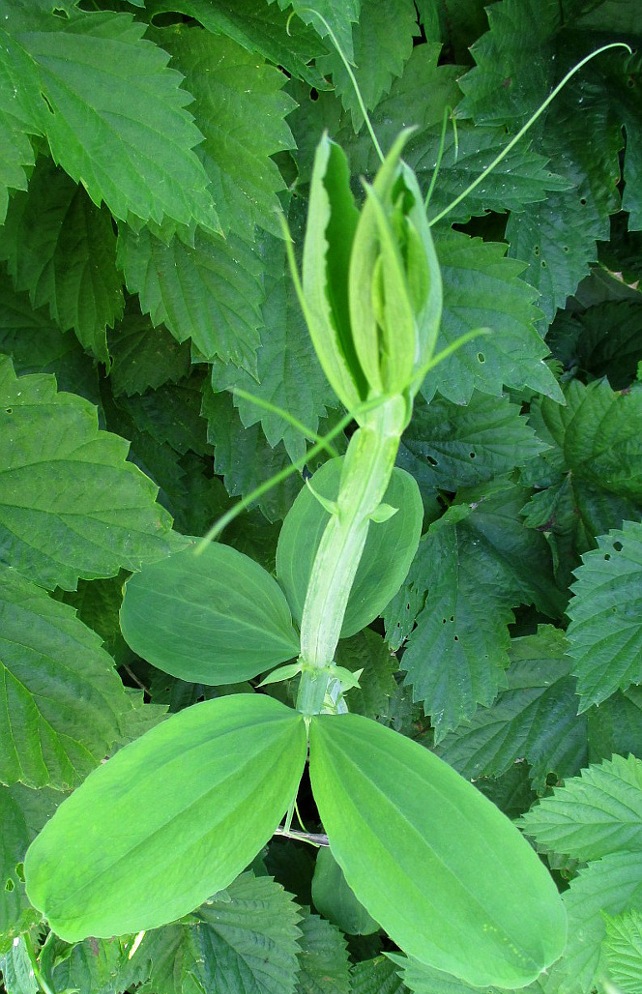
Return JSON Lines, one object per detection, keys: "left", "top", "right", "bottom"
{"left": 121, "top": 542, "right": 300, "bottom": 684}
{"left": 0, "top": 936, "right": 38, "bottom": 994}
{"left": 189, "top": 874, "right": 302, "bottom": 994}
{"left": 387, "top": 953, "right": 502, "bottom": 994}
{"left": 0, "top": 567, "right": 133, "bottom": 788}
{"left": 587, "top": 688, "right": 642, "bottom": 766}
{"left": 146, "top": 0, "right": 328, "bottom": 87}
{"left": 210, "top": 233, "right": 334, "bottom": 462}
{"left": 603, "top": 909, "right": 642, "bottom": 994}
{"left": 0, "top": 355, "right": 174, "bottom": 590}
{"left": 24, "top": 694, "right": 307, "bottom": 940}
{"left": 3, "top": 7, "right": 217, "bottom": 228}
{"left": 276, "top": 458, "right": 423, "bottom": 639}
{"left": 435, "top": 627, "right": 587, "bottom": 791}
{"left": 114, "top": 377, "right": 211, "bottom": 457}
{"left": 0, "top": 157, "right": 123, "bottom": 361}
{"left": 202, "top": 387, "right": 303, "bottom": 522}
{"left": 397, "top": 391, "right": 546, "bottom": 495}
{"left": 566, "top": 521, "right": 642, "bottom": 710}
{"left": 296, "top": 908, "right": 351, "bottom": 994}
{"left": 563, "top": 300, "right": 642, "bottom": 390}
{"left": 385, "top": 482, "right": 562, "bottom": 740}
{"left": 317, "top": 0, "right": 417, "bottom": 131}
{"left": 0, "top": 785, "right": 61, "bottom": 947}
{"left": 108, "top": 303, "right": 191, "bottom": 397}
{"left": 422, "top": 231, "right": 563, "bottom": 405}
{"left": 337, "top": 629, "right": 398, "bottom": 720}
{"left": 118, "top": 224, "right": 263, "bottom": 373}
{"left": 350, "top": 957, "right": 405, "bottom": 994}
{"left": 281, "top": 0, "right": 359, "bottom": 63}
{"left": 309, "top": 713, "right": 567, "bottom": 988}
{"left": 153, "top": 25, "right": 296, "bottom": 238}
{"left": 554, "top": 852, "right": 642, "bottom": 994}
{"left": 0, "top": 110, "right": 33, "bottom": 225}
{"left": 520, "top": 755, "right": 642, "bottom": 863}
{"left": 45, "top": 933, "right": 150, "bottom": 994}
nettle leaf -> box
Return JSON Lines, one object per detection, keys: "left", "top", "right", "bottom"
{"left": 0, "top": 936, "right": 38, "bottom": 994}
{"left": 154, "top": 25, "right": 296, "bottom": 238}
{"left": 3, "top": 6, "right": 217, "bottom": 229}
{"left": 118, "top": 224, "right": 264, "bottom": 373}
{"left": 0, "top": 157, "right": 123, "bottom": 361}
{"left": 350, "top": 957, "right": 405, "bottom": 994}
{"left": 554, "top": 852, "right": 642, "bottom": 994}
{"left": 337, "top": 629, "right": 398, "bottom": 720}
{"left": 309, "top": 713, "right": 567, "bottom": 988}
{"left": 121, "top": 542, "right": 300, "bottom": 684}
{"left": 282, "top": 0, "right": 359, "bottom": 63}
{"left": 108, "top": 304, "right": 191, "bottom": 397}
{"left": 210, "top": 233, "right": 334, "bottom": 463}
{"left": 190, "top": 874, "right": 302, "bottom": 994}
{"left": 397, "top": 391, "right": 546, "bottom": 496}
{"left": 114, "top": 377, "right": 211, "bottom": 457}
{"left": 0, "top": 356, "right": 174, "bottom": 590}
{"left": 435, "top": 627, "right": 587, "bottom": 791}
{"left": 147, "top": 0, "right": 328, "bottom": 87}
{"left": 387, "top": 953, "right": 506, "bottom": 994}
{"left": 45, "top": 933, "right": 149, "bottom": 994}
{"left": 0, "top": 784, "right": 61, "bottom": 947}
{"left": 317, "top": 0, "right": 417, "bottom": 130}
{"left": 276, "top": 458, "right": 423, "bottom": 638}
{"left": 386, "top": 482, "right": 562, "bottom": 741}
{"left": 566, "top": 521, "right": 642, "bottom": 710}
{"left": 523, "top": 380, "right": 642, "bottom": 584}
{"left": 295, "top": 908, "right": 351, "bottom": 994}
{"left": 202, "top": 387, "right": 303, "bottom": 522}
{"left": 0, "top": 109, "right": 33, "bottom": 225}
{"left": 603, "top": 909, "right": 642, "bottom": 994}
{"left": 520, "top": 754, "right": 642, "bottom": 863}
{"left": 24, "top": 694, "right": 307, "bottom": 941}
{"left": 587, "top": 688, "right": 642, "bottom": 767}
{"left": 0, "top": 567, "right": 133, "bottom": 789}
{"left": 422, "top": 230, "right": 563, "bottom": 405}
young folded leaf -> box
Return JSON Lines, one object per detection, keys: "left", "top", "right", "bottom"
{"left": 309, "top": 713, "right": 567, "bottom": 988}
{"left": 25, "top": 695, "right": 307, "bottom": 941}
{"left": 120, "top": 542, "right": 300, "bottom": 684}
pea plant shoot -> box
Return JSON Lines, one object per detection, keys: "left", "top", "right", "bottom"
{"left": 1, "top": 3, "right": 641, "bottom": 994}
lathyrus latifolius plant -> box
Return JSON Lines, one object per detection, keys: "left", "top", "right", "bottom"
{"left": 23, "top": 133, "right": 568, "bottom": 989}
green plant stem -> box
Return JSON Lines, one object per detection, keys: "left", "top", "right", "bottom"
{"left": 296, "top": 394, "right": 407, "bottom": 714}
{"left": 22, "top": 933, "right": 55, "bottom": 994}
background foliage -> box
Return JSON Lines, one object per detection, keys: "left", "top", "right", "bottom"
{"left": 0, "top": 0, "right": 641, "bottom": 992}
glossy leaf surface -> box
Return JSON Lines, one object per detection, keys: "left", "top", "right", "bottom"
{"left": 25, "top": 694, "right": 307, "bottom": 940}
{"left": 121, "top": 542, "right": 300, "bottom": 683}
{"left": 309, "top": 712, "right": 567, "bottom": 988}
{"left": 276, "top": 458, "right": 423, "bottom": 638}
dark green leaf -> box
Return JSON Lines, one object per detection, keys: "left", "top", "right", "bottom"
{"left": 309, "top": 713, "right": 567, "bottom": 988}
{"left": 435, "top": 627, "right": 587, "bottom": 791}
{"left": 350, "top": 957, "right": 406, "bottom": 994}
{"left": 587, "top": 688, "right": 642, "bottom": 765}
{"left": 312, "top": 848, "right": 378, "bottom": 936}
{"left": 0, "top": 157, "right": 123, "bottom": 361}
{"left": 566, "top": 521, "right": 642, "bottom": 710}
{"left": 282, "top": 0, "right": 359, "bottom": 63}
{"left": 0, "top": 937, "right": 38, "bottom": 994}
{"left": 337, "top": 629, "right": 398, "bottom": 720}
{"left": 0, "top": 567, "right": 133, "bottom": 788}
{"left": 0, "top": 110, "right": 33, "bottom": 226}
{"left": 0, "top": 355, "right": 175, "bottom": 590}
{"left": 121, "top": 542, "right": 300, "bottom": 684}
{"left": 118, "top": 225, "right": 264, "bottom": 373}
{"left": 295, "top": 908, "right": 351, "bottom": 994}
{"left": 276, "top": 458, "right": 423, "bottom": 639}
{"left": 108, "top": 304, "right": 191, "bottom": 397}
{"left": 24, "top": 694, "right": 307, "bottom": 940}
{"left": 386, "top": 482, "right": 562, "bottom": 740}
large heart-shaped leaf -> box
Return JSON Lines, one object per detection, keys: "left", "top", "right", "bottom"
{"left": 120, "top": 542, "right": 300, "bottom": 684}
{"left": 308, "top": 713, "right": 567, "bottom": 988}
{"left": 276, "top": 458, "right": 423, "bottom": 638}
{"left": 24, "top": 694, "right": 306, "bottom": 941}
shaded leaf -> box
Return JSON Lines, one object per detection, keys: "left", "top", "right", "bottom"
{"left": 0, "top": 936, "right": 38, "bottom": 994}
{"left": 0, "top": 157, "right": 123, "bottom": 361}
{"left": 295, "top": 908, "right": 351, "bottom": 994}
{"left": 0, "top": 355, "right": 174, "bottom": 590}
{"left": 566, "top": 520, "right": 642, "bottom": 710}
{"left": 337, "top": 629, "right": 398, "bottom": 720}
{"left": 0, "top": 110, "right": 33, "bottom": 226}
{"left": 311, "top": 848, "right": 378, "bottom": 936}
{"left": 108, "top": 304, "right": 191, "bottom": 397}
{"left": 282, "top": 0, "right": 359, "bottom": 63}
{"left": 435, "top": 627, "right": 587, "bottom": 791}
{"left": 350, "top": 957, "right": 406, "bottom": 994}
{"left": 118, "top": 224, "right": 263, "bottom": 373}
{"left": 24, "top": 694, "right": 307, "bottom": 940}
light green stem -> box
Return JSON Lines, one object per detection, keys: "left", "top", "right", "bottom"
{"left": 296, "top": 395, "right": 407, "bottom": 714}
